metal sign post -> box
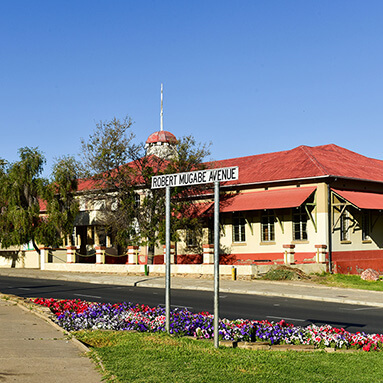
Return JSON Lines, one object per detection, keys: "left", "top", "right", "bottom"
{"left": 151, "top": 166, "right": 239, "bottom": 346}
{"left": 213, "top": 181, "right": 220, "bottom": 348}
{"left": 165, "top": 185, "right": 171, "bottom": 333}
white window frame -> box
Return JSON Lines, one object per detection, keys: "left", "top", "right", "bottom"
{"left": 232, "top": 214, "right": 246, "bottom": 243}
{"left": 261, "top": 210, "right": 275, "bottom": 242}
{"left": 293, "top": 207, "right": 308, "bottom": 241}
{"left": 134, "top": 193, "right": 141, "bottom": 209}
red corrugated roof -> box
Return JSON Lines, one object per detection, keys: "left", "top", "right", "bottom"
{"left": 209, "top": 144, "right": 383, "bottom": 186}
{"left": 77, "top": 155, "right": 169, "bottom": 192}
{"left": 174, "top": 201, "right": 214, "bottom": 218}
{"left": 76, "top": 144, "right": 383, "bottom": 193}
{"left": 332, "top": 189, "right": 383, "bottom": 210}
{"left": 77, "top": 178, "right": 104, "bottom": 192}
{"left": 220, "top": 186, "right": 316, "bottom": 212}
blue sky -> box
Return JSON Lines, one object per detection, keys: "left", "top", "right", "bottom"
{"left": 1, "top": 1, "right": 383, "bottom": 177}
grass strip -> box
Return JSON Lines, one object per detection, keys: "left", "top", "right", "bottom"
{"left": 74, "top": 330, "right": 383, "bottom": 383}
{"left": 312, "top": 273, "right": 383, "bottom": 291}
{"left": 262, "top": 267, "right": 383, "bottom": 291}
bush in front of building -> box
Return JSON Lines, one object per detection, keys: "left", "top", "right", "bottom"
{"left": 262, "top": 266, "right": 308, "bottom": 281}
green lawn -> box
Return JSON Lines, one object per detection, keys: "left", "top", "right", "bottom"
{"left": 311, "top": 273, "right": 383, "bottom": 291}
{"left": 75, "top": 330, "right": 383, "bottom": 383}
{"left": 262, "top": 266, "right": 383, "bottom": 291}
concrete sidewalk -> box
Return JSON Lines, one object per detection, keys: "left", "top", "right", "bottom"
{"left": 1, "top": 268, "right": 383, "bottom": 308}
{"left": 0, "top": 298, "right": 102, "bottom": 383}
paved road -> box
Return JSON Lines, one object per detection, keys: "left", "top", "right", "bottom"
{"left": 1, "top": 275, "right": 383, "bottom": 334}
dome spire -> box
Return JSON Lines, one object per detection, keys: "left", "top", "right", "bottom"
{"left": 145, "top": 84, "right": 177, "bottom": 159}
{"left": 160, "top": 83, "right": 164, "bottom": 132}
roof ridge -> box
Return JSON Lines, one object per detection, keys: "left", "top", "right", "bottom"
{"left": 299, "top": 145, "right": 329, "bottom": 175}
{"left": 329, "top": 143, "right": 383, "bottom": 163}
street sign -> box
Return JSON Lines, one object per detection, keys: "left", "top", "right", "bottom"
{"left": 151, "top": 165, "right": 239, "bottom": 348}
{"left": 151, "top": 166, "right": 239, "bottom": 189}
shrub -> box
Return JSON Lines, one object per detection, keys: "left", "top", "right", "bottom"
{"left": 262, "top": 266, "right": 306, "bottom": 281}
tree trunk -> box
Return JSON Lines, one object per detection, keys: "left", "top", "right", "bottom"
{"left": 32, "top": 238, "right": 41, "bottom": 255}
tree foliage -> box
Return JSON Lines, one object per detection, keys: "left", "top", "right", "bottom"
{"left": 0, "top": 147, "right": 47, "bottom": 253}
{"left": 80, "top": 116, "right": 138, "bottom": 179}
{"left": 80, "top": 116, "right": 212, "bottom": 250}
{"left": 0, "top": 148, "right": 80, "bottom": 252}
{"left": 42, "top": 156, "right": 80, "bottom": 247}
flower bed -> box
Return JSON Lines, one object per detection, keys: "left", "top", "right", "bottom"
{"left": 32, "top": 298, "right": 383, "bottom": 351}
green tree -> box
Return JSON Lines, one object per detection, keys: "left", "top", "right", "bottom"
{"left": 80, "top": 116, "right": 212, "bottom": 251}
{"left": 80, "top": 116, "right": 138, "bottom": 178}
{"left": 42, "top": 156, "right": 80, "bottom": 248}
{"left": 0, "top": 148, "right": 80, "bottom": 253}
{"left": 0, "top": 147, "right": 47, "bottom": 253}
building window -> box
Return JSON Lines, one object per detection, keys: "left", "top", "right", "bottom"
{"left": 293, "top": 207, "right": 308, "bottom": 241}
{"left": 208, "top": 228, "right": 213, "bottom": 245}
{"left": 233, "top": 214, "right": 246, "bottom": 243}
{"left": 340, "top": 211, "right": 350, "bottom": 241}
{"left": 98, "top": 226, "right": 107, "bottom": 246}
{"left": 206, "top": 218, "right": 214, "bottom": 244}
{"left": 134, "top": 193, "right": 141, "bottom": 209}
{"left": 186, "top": 229, "right": 197, "bottom": 247}
{"left": 362, "top": 212, "right": 371, "bottom": 241}
{"left": 261, "top": 210, "right": 275, "bottom": 242}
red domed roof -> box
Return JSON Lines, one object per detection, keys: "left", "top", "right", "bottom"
{"left": 146, "top": 130, "right": 177, "bottom": 144}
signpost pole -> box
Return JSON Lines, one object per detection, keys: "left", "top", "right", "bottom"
{"left": 165, "top": 185, "right": 171, "bottom": 333}
{"left": 151, "top": 167, "right": 238, "bottom": 340}
{"left": 214, "top": 180, "right": 220, "bottom": 348}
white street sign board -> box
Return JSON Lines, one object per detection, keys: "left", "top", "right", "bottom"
{"left": 151, "top": 166, "right": 239, "bottom": 189}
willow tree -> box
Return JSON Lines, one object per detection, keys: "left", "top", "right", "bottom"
{"left": 0, "top": 147, "right": 47, "bottom": 253}
{"left": 0, "top": 148, "right": 80, "bottom": 253}
{"left": 41, "top": 156, "right": 80, "bottom": 248}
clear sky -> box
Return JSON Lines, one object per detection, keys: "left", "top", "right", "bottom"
{"left": 1, "top": 1, "right": 382, "bottom": 177}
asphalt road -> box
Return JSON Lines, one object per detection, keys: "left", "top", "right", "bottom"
{"left": 1, "top": 275, "right": 383, "bottom": 334}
